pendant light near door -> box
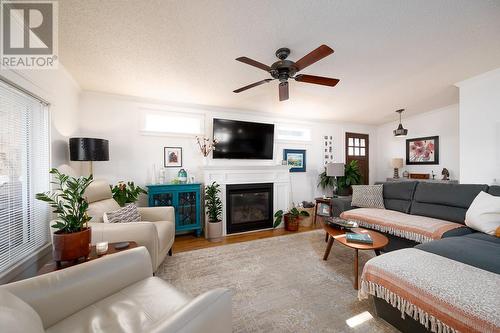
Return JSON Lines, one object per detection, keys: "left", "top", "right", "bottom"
{"left": 393, "top": 109, "right": 408, "bottom": 137}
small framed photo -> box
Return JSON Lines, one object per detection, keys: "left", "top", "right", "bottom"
{"left": 164, "top": 147, "right": 182, "bottom": 167}
{"left": 406, "top": 136, "right": 439, "bottom": 165}
{"left": 283, "top": 149, "right": 306, "bottom": 172}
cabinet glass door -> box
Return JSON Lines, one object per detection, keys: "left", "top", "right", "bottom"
{"left": 151, "top": 192, "right": 173, "bottom": 207}
{"left": 177, "top": 191, "right": 198, "bottom": 228}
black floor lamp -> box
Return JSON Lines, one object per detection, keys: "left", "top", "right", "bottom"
{"left": 69, "top": 138, "right": 109, "bottom": 176}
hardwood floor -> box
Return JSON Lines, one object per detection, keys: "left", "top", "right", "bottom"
{"left": 173, "top": 220, "right": 324, "bottom": 253}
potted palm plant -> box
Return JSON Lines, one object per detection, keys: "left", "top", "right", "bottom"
{"left": 110, "top": 181, "right": 147, "bottom": 206}
{"left": 274, "top": 207, "right": 310, "bottom": 231}
{"left": 318, "top": 160, "right": 362, "bottom": 196}
{"left": 36, "top": 169, "right": 94, "bottom": 265}
{"left": 205, "top": 182, "right": 223, "bottom": 242}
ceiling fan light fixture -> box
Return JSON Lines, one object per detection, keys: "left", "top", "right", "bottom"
{"left": 393, "top": 109, "right": 408, "bottom": 137}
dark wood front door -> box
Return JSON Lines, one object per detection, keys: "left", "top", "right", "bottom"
{"left": 345, "top": 132, "right": 369, "bottom": 184}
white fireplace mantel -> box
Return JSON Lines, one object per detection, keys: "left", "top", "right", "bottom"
{"left": 203, "top": 165, "right": 291, "bottom": 236}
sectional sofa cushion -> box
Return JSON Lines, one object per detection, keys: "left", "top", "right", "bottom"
{"left": 410, "top": 183, "right": 488, "bottom": 224}
{"left": 341, "top": 208, "right": 465, "bottom": 243}
{"left": 380, "top": 181, "right": 417, "bottom": 213}
{"left": 415, "top": 236, "right": 500, "bottom": 274}
{"left": 488, "top": 185, "right": 500, "bottom": 197}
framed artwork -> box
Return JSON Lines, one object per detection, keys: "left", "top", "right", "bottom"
{"left": 406, "top": 136, "right": 439, "bottom": 165}
{"left": 323, "top": 135, "right": 334, "bottom": 165}
{"left": 164, "top": 147, "right": 182, "bottom": 167}
{"left": 283, "top": 149, "right": 306, "bottom": 172}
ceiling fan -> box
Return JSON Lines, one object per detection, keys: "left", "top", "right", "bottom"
{"left": 233, "top": 45, "right": 339, "bottom": 101}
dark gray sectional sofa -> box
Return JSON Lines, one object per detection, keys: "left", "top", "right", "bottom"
{"left": 336, "top": 181, "right": 500, "bottom": 333}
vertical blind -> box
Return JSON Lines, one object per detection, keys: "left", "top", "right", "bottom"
{"left": 0, "top": 79, "right": 50, "bottom": 276}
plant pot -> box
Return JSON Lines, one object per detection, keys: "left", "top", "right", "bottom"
{"left": 52, "top": 227, "right": 91, "bottom": 265}
{"left": 298, "top": 207, "right": 314, "bottom": 227}
{"left": 207, "top": 220, "right": 223, "bottom": 242}
{"left": 337, "top": 187, "right": 352, "bottom": 197}
{"left": 284, "top": 214, "right": 300, "bottom": 231}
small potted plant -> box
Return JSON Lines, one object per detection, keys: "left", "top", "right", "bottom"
{"left": 274, "top": 206, "right": 310, "bottom": 231}
{"left": 205, "top": 181, "right": 223, "bottom": 242}
{"left": 110, "top": 181, "right": 147, "bottom": 207}
{"left": 36, "top": 169, "right": 94, "bottom": 265}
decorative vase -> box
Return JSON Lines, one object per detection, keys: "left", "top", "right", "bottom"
{"left": 52, "top": 227, "right": 91, "bottom": 266}
{"left": 178, "top": 169, "right": 187, "bottom": 183}
{"left": 207, "top": 220, "right": 223, "bottom": 242}
{"left": 284, "top": 214, "right": 300, "bottom": 231}
{"left": 201, "top": 156, "right": 209, "bottom": 166}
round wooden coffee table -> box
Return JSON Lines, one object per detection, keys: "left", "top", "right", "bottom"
{"left": 321, "top": 221, "right": 388, "bottom": 289}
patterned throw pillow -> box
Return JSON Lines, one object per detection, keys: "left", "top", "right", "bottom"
{"left": 351, "top": 185, "right": 385, "bottom": 209}
{"left": 104, "top": 204, "right": 141, "bottom": 223}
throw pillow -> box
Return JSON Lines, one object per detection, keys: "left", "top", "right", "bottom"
{"left": 351, "top": 185, "right": 385, "bottom": 209}
{"left": 104, "top": 204, "right": 141, "bottom": 223}
{"left": 465, "top": 191, "right": 500, "bottom": 235}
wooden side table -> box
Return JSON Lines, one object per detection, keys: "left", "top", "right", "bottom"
{"left": 313, "top": 197, "right": 332, "bottom": 226}
{"left": 38, "top": 241, "right": 138, "bottom": 276}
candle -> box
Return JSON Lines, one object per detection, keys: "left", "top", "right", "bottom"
{"left": 96, "top": 242, "right": 108, "bottom": 255}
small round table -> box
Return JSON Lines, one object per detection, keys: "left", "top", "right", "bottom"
{"left": 321, "top": 221, "right": 388, "bottom": 290}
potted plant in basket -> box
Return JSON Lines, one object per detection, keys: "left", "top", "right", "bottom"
{"left": 36, "top": 168, "right": 94, "bottom": 265}
{"left": 110, "top": 181, "right": 147, "bottom": 206}
{"left": 205, "top": 181, "right": 223, "bottom": 242}
{"left": 274, "top": 206, "right": 310, "bottom": 232}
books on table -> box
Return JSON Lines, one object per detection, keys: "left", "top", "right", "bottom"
{"left": 346, "top": 232, "right": 373, "bottom": 244}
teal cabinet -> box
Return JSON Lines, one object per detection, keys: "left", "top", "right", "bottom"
{"left": 147, "top": 183, "right": 203, "bottom": 237}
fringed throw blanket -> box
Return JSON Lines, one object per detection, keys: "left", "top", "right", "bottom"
{"left": 359, "top": 248, "right": 500, "bottom": 333}
{"left": 341, "top": 208, "right": 464, "bottom": 243}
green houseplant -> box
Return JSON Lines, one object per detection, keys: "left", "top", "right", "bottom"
{"left": 36, "top": 168, "right": 94, "bottom": 264}
{"left": 110, "top": 181, "right": 147, "bottom": 207}
{"left": 274, "top": 207, "right": 310, "bottom": 231}
{"left": 205, "top": 182, "right": 223, "bottom": 242}
{"left": 337, "top": 160, "right": 362, "bottom": 195}
{"left": 317, "top": 160, "right": 362, "bottom": 196}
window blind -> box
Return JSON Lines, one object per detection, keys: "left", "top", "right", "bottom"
{"left": 0, "top": 79, "right": 50, "bottom": 277}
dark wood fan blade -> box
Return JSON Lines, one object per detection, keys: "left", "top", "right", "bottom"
{"left": 236, "top": 57, "right": 271, "bottom": 72}
{"left": 294, "top": 45, "right": 334, "bottom": 71}
{"left": 233, "top": 79, "right": 273, "bottom": 93}
{"left": 279, "top": 82, "right": 289, "bottom": 101}
{"left": 295, "top": 74, "right": 339, "bottom": 87}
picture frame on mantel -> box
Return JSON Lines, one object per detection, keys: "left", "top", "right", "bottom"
{"left": 406, "top": 136, "right": 439, "bottom": 165}
{"left": 283, "top": 149, "right": 306, "bottom": 172}
{"left": 164, "top": 147, "right": 182, "bottom": 167}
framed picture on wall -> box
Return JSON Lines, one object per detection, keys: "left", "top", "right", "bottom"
{"left": 283, "top": 149, "right": 306, "bottom": 172}
{"left": 406, "top": 136, "right": 439, "bottom": 165}
{"left": 164, "top": 147, "right": 182, "bottom": 167}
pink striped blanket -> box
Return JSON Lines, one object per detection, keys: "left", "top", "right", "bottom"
{"left": 359, "top": 248, "right": 500, "bottom": 333}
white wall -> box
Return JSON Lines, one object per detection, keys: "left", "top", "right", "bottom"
{"left": 457, "top": 68, "right": 500, "bottom": 185}
{"left": 375, "top": 104, "right": 460, "bottom": 182}
{"left": 78, "top": 91, "right": 377, "bottom": 205}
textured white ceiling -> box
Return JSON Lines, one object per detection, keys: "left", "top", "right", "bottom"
{"left": 59, "top": 0, "right": 500, "bottom": 124}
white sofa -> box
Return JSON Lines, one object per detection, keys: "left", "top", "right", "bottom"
{"left": 84, "top": 180, "right": 175, "bottom": 271}
{"left": 0, "top": 247, "right": 232, "bottom": 333}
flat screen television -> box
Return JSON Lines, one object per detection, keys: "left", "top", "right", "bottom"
{"left": 213, "top": 118, "right": 274, "bottom": 159}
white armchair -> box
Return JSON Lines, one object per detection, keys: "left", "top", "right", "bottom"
{"left": 0, "top": 247, "right": 232, "bottom": 333}
{"left": 84, "top": 180, "right": 175, "bottom": 271}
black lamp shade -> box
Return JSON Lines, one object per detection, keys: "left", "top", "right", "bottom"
{"left": 69, "top": 138, "right": 109, "bottom": 161}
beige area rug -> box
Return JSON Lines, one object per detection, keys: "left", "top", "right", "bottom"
{"left": 157, "top": 230, "right": 398, "bottom": 333}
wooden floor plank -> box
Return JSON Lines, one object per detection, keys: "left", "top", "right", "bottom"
{"left": 173, "top": 221, "right": 323, "bottom": 253}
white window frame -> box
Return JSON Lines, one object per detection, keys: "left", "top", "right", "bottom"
{"left": 139, "top": 107, "right": 205, "bottom": 137}
{"left": 275, "top": 123, "right": 312, "bottom": 143}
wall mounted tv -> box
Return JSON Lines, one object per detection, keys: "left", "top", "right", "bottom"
{"left": 213, "top": 118, "right": 274, "bottom": 159}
